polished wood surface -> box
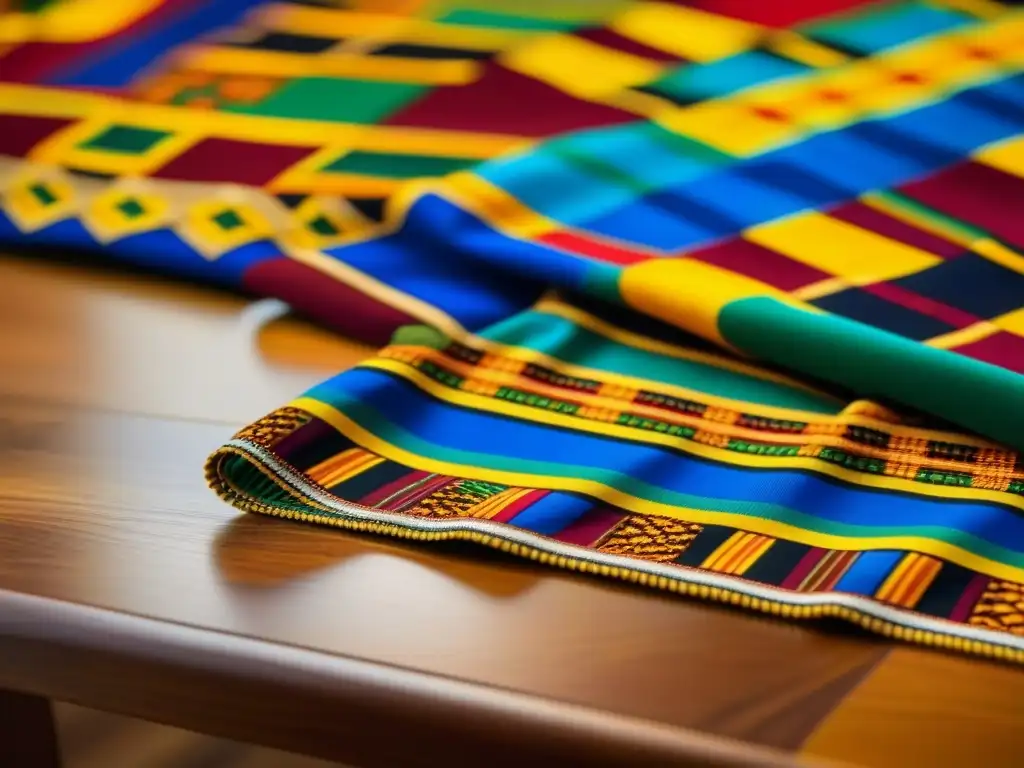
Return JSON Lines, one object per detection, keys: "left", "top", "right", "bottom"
{"left": 1, "top": 253, "right": 1022, "bottom": 765}
{"left": 55, "top": 704, "right": 337, "bottom": 768}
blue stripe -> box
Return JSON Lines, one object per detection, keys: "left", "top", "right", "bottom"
{"left": 308, "top": 368, "right": 1024, "bottom": 553}
{"left": 566, "top": 74, "right": 1024, "bottom": 249}
{"left": 508, "top": 491, "right": 592, "bottom": 534}
{"left": 834, "top": 551, "right": 904, "bottom": 595}
{"left": 49, "top": 0, "right": 260, "bottom": 87}
{"left": 323, "top": 194, "right": 587, "bottom": 330}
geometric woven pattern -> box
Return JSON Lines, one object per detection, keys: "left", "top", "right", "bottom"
{"left": 3, "top": 0, "right": 1024, "bottom": 664}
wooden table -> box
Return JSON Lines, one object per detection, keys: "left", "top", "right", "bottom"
{"left": 2, "top": 253, "right": 1022, "bottom": 767}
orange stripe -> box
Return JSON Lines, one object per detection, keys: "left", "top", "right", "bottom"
{"left": 701, "top": 532, "right": 752, "bottom": 571}
{"left": 716, "top": 533, "right": 766, "bottom": 574}
{"left": 815, "top": 551, "right": 858, "bottom": 592}
{"left": 875, "top": 553, "right": 919, "bottom": 604}
{"left": 733, "top": 537, "right": 775, "bottom": 576}
{"left": 314, "top": 450, "right": 384, "bottom": 488}
{"left": 469, "top": 487, "right": 528, "bottom": 519}
{"left": 307, "top": 448, "right": 365, "bottom": 483}
{"left": 799, "top": 550, "right": 840, "bottom": 591}
{"left": 893, "top": 556, "right": 942, "bottom": 608}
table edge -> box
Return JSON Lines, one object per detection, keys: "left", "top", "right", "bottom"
{"left": 0, "top": 588, "right": 816, "bottom": 767}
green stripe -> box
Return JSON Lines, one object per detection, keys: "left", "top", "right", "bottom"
{"left": 328, "top": 393, "right": 1024, "bottom": 571}
{"left": 478, "top": 309, "right": 842, "bottom": 413}
{"left": 718, "top": 297, "right": 1024, "bottom": 452}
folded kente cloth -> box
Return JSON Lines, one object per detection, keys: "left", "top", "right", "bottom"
{"left": 3, "top": 0, "right": 1024, "bottom": 662}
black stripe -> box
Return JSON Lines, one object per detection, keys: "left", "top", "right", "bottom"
{"left": 331, "top": 459, "right": 418, "bottom": 499}
{"left": 633, "top": 83, "right": 699, "bottom": 108}
{"left": 742, "top": 538, "right": 811, "bottom": 585}
{"left": 347, "top": 196, "right": 386, "bottom": 221}
{"left": 235, "top": 31, "right": 339, "bottom": 53}
{"left": 914, "top": 561, "right": 979, "bottom": 619}
{"left": 675, "top": 524, "right": 736, "bottom": 567}
{"left": 372, "top": 43, "right": 493, "bottom": 60}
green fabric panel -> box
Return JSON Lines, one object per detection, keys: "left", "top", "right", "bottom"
{"left": 80, "top": 125, "right": 170, "bottom": 154}
{"left": 323, "top": 151, "right": 479, "bottom": 178}
{"left": 718, "top": 297, "right": 1024, "bottom": 451}
{"left": 478, "top": 309, "right": 843, "bottom": 413}
{"left": 228, "top": 78, "right": 426, "bottom": 124}
{"left": 438, "top": 9, "right": 582, "bottom": 30}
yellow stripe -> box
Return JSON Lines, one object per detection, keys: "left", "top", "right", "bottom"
{"left": 860, "top": 193, "right": 977, "bottom": 248}
{"left": 270, "top": 172, "right": 402, "bottom": 197}
{"left": 442, "top": 172, "right": 561, "bottom": 240}
{"left": 182, "top": 45, "right": 480, "bottom": 85}
{"left": 307, "top": 447, "right": 365, "bottom": 482}
{"left": 291, "top": 396, "right": 1024, "bottom": 583}
{"left": 535, "top": 296, "right": 838, "bottom": 400}
{"left": 927, "top": 322, "right": 999, "bottom": 350}
{"left": 875, "top": 553, "right": 920, "bottom": 604}
{"left": 0, "top": 84, "right": 524, "bottom": 156}
{"left": 734, "top": 537, "right": 775, "bottom": 576}
{"left": 654, "top": 11, "right": 1020, "bottom": 155}
{"left": 360, "top": 356, "right": 1024, "bottom": 510}
{"left": 972, "top": 238, "right": 1024, "bottom": 276}
{"left": 900, "top": 558, "right": 942, "bottom": 608}
{"left": 384, "top": 347, "right": 1018, "bottom": 481}
{"left": 746, "top": 211, "right": 942, "bottom": 282}
{"left": 0, "top": 0, "right": 162, "bottom": 43}
{"left": 319, "top": 453, "right": 385, "bottom": 489}
{"left": 469, "top": 487, "right": 531, "bottom": 519}
{"left": 256, "top": 5, "right": 529, "bottom": 49}
{"left": 702, "top": 532, "right": 754, "bottom": 571}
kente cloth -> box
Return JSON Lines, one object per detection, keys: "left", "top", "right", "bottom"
{"left": 3, "top": 0, "right": 1024, "bottom": 663}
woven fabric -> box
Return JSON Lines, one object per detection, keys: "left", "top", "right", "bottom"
{"left": 3, "top": 0, "right": 1024, "bottom": 662}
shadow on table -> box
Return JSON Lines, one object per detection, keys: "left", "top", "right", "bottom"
{"left": 213, "top": 513, "right": 545, "bottom": 599}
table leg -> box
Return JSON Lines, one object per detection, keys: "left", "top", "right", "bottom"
{"left": 0, "top": 688, "right": 62, "bottom": 767}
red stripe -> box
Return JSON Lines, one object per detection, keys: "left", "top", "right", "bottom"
{"left": 491, "top": 489, "right": 550, "bottom": 524}
{"left": 0, "top": 0, "right": 200, "bottom": 85}
{"left": 781, "top": 547, "right": 828, "bottom": 589}
{"left": 539, "top": 230, "right": 653, "bottom": 265}
{"left": 829, "top": 201, "right": 963, "bottom": 258}
{"left": 901, "top": 162, "right": 1024, "bottom": 250}
{"left": 949, "top": 573, "right": 990, "bottom": 622}
{"left": 574, "top": 27, "right": 682, "bottom": 63}
{"left": 553, "top": 507, "right": 626, "bottom": 546}
{"left": 863, "top": 282, "right": 981, "bottom": 329}
{"left": 357, "top": 470, "right": 431, "bottom": 507}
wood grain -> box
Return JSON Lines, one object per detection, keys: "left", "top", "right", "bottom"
{"left": 803, "top": 648, "right": 1024, "bottom": 767}
{"left": 0, "top": 253, "right": 892, "bottom": 763}
{"left": 54, "top": 704, "right": 338, "bottom": 768}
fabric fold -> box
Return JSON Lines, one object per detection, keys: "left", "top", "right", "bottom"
{"left": 3, "top": 0, "right": 1024, "bottom": 663}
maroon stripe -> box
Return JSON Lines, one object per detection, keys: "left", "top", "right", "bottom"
{"left": 0, "top": 0, "right": 202, "bottom": 85}
{"left": 829, "top": 200, "right": 963, "bottom": 258}
{"left": 385, "top": 475, "right": 454, "bottom": 512}
{"left": 949, "top": 573, "right": 990, "bottom": 622}
{"left": 781, "top": 547, "right": 828, "bottom": 589}
{"left": 552, "top": 507, "right": 626, "bottom": 546}
{"left": 357, "top": 470, "right": 431, "bottom": 507}
{"left": 574, "top": 27, "right": 683, "bottom": 63}
{"left": 491, "top": 489, "right": 550, "bottom": 524}
{"left": 688, "top": 237, "right": 830, "bottom": 290}
{"left": 948, "top": 331, "right": 1024, "bottom": 375}
{"left": 272, "top": 418, "right": 338, "bottom": 466}
{"left": 863, "top": 282, "right": 980, "bottom": 329}
{"left": 901, "top": 162, "right": 1024, "bottom": 250}
{"left": 243, "top": 258, "right": 419, "bottom": 346}
{"left": 0, "top": 113, "right": 72, "bottom": 158}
